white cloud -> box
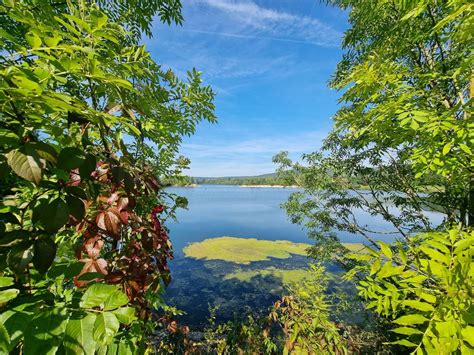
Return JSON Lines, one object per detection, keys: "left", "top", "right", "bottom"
{"left": 192, "top": 0, "right": 342, "bottom": 47}
{"left": 183, "top": 131, "right": 325, "bottom": 157}
{"left": 181, "top": 130, "right": 328, "bottom": 176}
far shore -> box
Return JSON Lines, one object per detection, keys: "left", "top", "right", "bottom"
{"left": 239, "top": 184, "right": 300, "bottom": 188}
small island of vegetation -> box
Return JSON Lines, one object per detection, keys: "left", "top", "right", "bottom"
{"left": 183, "top": 236, "right": 310, "bottom": 264}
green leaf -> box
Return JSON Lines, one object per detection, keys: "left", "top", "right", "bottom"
{"left": 28, "top": 142, "right": 58, "bottom": 163}
{"left": 93, "top": 313, "right": 119, "bottom": 345}
{"left": 420, "top": 246, "right": 449, "bottom": 264}
{"left": 57, "top": 147, "right": 85, "bottom": 171}
{"left": 402, "top": 300, "right": 435, "bottom": 312}
{"left": 0, "top": 277, "right": 14, "bottom": 287}
{"left": 442, "top": 143, "right": 452, "bottom": 155}
{"left": 32, "top": 238, "right": 57, "bottom": 274}
{"left": 90, "top": 9, "right": 108, "bottom": 29}
{"left": 6, "top": 148, "right": 42, "bottom": 184}
{"left": 44, "top": 33, "right": 61, "bottom": 47}
{"left": 104, "top": 290, "right": 128, "bottom": 311}
{"left": 462, "top": 326, "right": 474, "bottom": 347}
{"left": 47, "top": 261, "right": 85, "bottom": 280}
{"left": 401, "top": 4, "right": 426, "bottom": 20}
{"left": 378, "top": 241, "right": 392, "bottom": 259}
{"left": 460, "top": 144, "right": 472, "bottom": 155}
{"left": 123, "top": 122, "right": 141, "bottom": 136}
{"left": 11, "top": 75, "right": 42, "bottom": 94}
{"left": 25, "top": 31, "right": 41, "bottom": 48}
{"left": 77, "top": 272, "right": 104, "bottom": 281}
{"left": 66, "top": 195, "right": 85, "bottom": 221}
{"left": 65, "top": 186, "right": 87, "bottom": 199}
{"left": 434, "top": 321, "right": 457, "bottom": 337}
{"left": 118, "top": 340, "right": 136, "bottom": 355}
{"left": 2, "top": 310, "right": 30, "bottom": 351}
{"left": 24, "top": 308, "right": 68, "bottom": 355}
{"left": 7, "top": 243, "right": 34, "bottom": 272}
{"left": 410, "top": 120, "right": 420, "bottom": 130}
{"left": 0, "top": 129, "right": 19, "bottom": 147}
{"left": 392, "top": 339, "right": 417, "bottom": 347}
{"left": 108, "top": 78, "right": 133, "bottom": 89}
{"left": 454, "top": 238, "right": 474, "bottom": 255}
{"left": 112, "top": 307, "right": 136, "bottom": 325}
{"left": 63, "top": 312, "right": 97, "bottom": 355}
{"left": 80, "top": 284, "right": 128, "bottom": 310}
{"left": 0, "top": 289, "right": 19, "bottom": 303}
{"left": 0, "top": 230, "right": 27, "bottom": 248}
{"left": 394, "top": 314, "right": 428, "bottom": 325}
{"left": 79, "top": 153, "right": 96, "bottom": 179}
{"left": 370, "top": 258, "right": 381, "bottom": 275}
{"left": 0, "top": 323, "right": 9, "bottom": 353}
{"left": 377, "top": 262, "right": 404, "bottom": 279}
{"left": 40, "top": 198, "right": 69, "bottom": 233}
{"left": 391, "top": 327, "right": 423, "bottom": 335}
{"left": 420, "top": 292, "right": 437, "bottom": 304}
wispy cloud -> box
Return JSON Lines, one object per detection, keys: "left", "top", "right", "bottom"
{"left": 149, "top": 0, "right": 341, "bottom": 92}
{"left": 147, "top": 1, "right": 344, "bottom": 176}
{"left": 183, "top": 131, "right": 325, "bottom": 157}
{"left": 158, "top": 46, "right": 301, "bottom": 82}
{"left": 181, "top": 130, "right": 327, "bottom": 176}
{"left": 193, "top": 0, "right": 342, "bottom": 47}
{"left": 181, "top": 28, "right": 333, "bottom": 46}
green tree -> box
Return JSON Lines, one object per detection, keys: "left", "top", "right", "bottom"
{"left": 275, "top": 0, "right": 472, "bottom": 253}
{"left": 275, "top": 1, "right": 473, "bottom": 353}
{"left": 0, "top": 0, "right": 215, "bottom": 352}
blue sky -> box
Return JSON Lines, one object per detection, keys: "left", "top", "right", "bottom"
{"left": 145, "top": 0, "right": 348, "bottom": 177}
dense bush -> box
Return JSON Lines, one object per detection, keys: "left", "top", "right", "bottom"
{"left": 347, "top": 228, "right": 474, "bottom": 353}
{"left": 0, "top": 0, "right": 214, "bottom": 352}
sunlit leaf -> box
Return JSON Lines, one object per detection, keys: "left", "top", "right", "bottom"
{"left": 6, "top": 148, "right": 42, "bottom": 184}
{"left": 63, "top": 312, "right": 97, "bottom": 355}
{"left": 394, "top": 314, "right": 428, "bottom": 325}
{"left": 93, "top": 313, "right": 119, "bottom": 345}
{"left": 0, "top": 289, "right": 19, "bottom": 304}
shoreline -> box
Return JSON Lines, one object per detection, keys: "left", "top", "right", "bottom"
{"left": 239, "top": 184, "right": 299, "bottom": 188}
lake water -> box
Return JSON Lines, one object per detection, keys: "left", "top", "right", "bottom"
{"left": 164, "top": 185, "right": 444, "bottom": 326}
{"left": 166, "top": 185, "right": 444, "bottom": 252}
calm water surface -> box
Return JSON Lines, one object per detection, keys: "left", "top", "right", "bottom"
{"left": 166, "top": 184, "right": 444, "bottom": 254}
{"left": 164, "top": 185, "right": 444, "bottom": 326}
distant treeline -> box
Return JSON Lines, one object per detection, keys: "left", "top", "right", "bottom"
{"left": 161, "top": 175, "right": 196, "bottom": 187}
{"left": 161, "top": 174, "right": 297, "bottom": 187}
{"left": 163, "top": 170, "right": 443, "bottom": 189}
{"left": 194, "top": 173, "right": 297, "bottom": 186}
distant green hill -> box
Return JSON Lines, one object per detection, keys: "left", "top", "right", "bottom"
{"left": 193, "top": 173, "right": 296, "bottom": 186}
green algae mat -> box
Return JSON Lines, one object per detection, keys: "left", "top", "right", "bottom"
{"left": 183, "top": 236, "right": 309, "bottom": 264}
{"left": 183, "top": 236, "right": 365, "bottom": 264}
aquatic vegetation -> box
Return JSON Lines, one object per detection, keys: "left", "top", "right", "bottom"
{"left": 183, "top": 237, "right": 310, "bottom": 264}
{"left": 224, "top": 266, "right": 310, "bottom": 285}
{"left": 184, "top": 236, "right": 366, "bottom": 264}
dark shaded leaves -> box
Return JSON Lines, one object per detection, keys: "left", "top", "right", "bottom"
{"left": 33, "top": 238, "right": 57, "bottom": 274}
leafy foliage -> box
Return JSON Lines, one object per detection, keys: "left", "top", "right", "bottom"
{"left": 0, "top": 0, "right": 214, "bottom": 352}
{"left": 275, "top": 1, "right": 473, "bottom": 353}
{"left": 346, "top": 228, "right": 474, "bottom": 353}
{"left": 268, "top": 264, "right": 346, "bottom": 354}
{"left": 274, "top": 0, "right": 473, "bottom": 254}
